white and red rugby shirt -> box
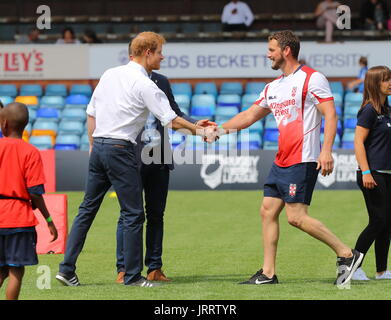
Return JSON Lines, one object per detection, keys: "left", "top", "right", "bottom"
{"left": 255, "top": 65, "right": 334, "bottom": 167}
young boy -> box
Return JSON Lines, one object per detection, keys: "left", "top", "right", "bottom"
{"left": 0, "top": 102, "right": 57, "bottom": 300}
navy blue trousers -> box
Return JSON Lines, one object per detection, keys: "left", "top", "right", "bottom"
{"left": 116, "top": 163, "right": 169, "bottom": 274}
{"left": 59, "top": 139, "right": 144, "bottom": 284}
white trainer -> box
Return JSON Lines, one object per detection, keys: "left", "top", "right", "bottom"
{"left": 375, "top": 270, "right": 391, "bottom": 279}
{"left": 352, "top": 267, "right": 370, "bottom": 281}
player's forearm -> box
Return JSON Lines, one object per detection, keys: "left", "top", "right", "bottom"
{"left": 221, "top": 110, "right": 255, "bottom": 132}
{"left": 30, "top": 194, "right": 50, "bottom": 220}
{"left": 170, "top": 116, "right": 205, "bottom": 136}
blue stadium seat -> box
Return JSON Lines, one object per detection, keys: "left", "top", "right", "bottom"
{"left": 55, "top": 134, "right": 81, "bottom": 149}
{"left": 344, "top": 117, "right": 357, "bottom": 132}
{"left": 263, "top": 141, "right": 279, "bottom": 150}
{"left": 191, "top": 94, "right": 216, "bottom": 120}
{"left": 70, "top": 84, "right": 92, "bottom": 97}
{"left": 321, "top": 119, "right": 343, "bottom": 136}
{"left": 215, "top": 134, "right": 237, "bottom": 151}
{"left": 170, "top": 132, "right": 185, "bottom": 148}
{"left": 333, "top": 93, "right": 343, "bottom": 117}
{"left": 29, "top": 136, "right": 53, "bottom": 150}
{"left": 264, "top": 116, "right": 278, "bottom": 130}
{"left": 171, "top": 83, "right": 192, "bottom": 99}
{"left": 344, "top": 105, "right": 360, "bottom": 118}
{"left": 174, "top": 94, "right": 191, "bottom": 113}
{"left": 61, "top": 108, "right": 87, "bottom": 122}
{"left": 330, "top": 81, "right": 344, "bottom": 96}
{"left": 215, "top": 106, "right": 239, "bottom": 122}
{"left": 220, "top": 82, "right": 243, "bottom": 95}
{"left": 241, "top": 93, "right": 259, "bottom": 111}
{"left": 245, "top": 82, "right": 266, "bottom": 94}
{"left": 264, "top": 129, "right": 279, "bottom": 143}
{"left": 248, "top": 120, "right": 264, "bottom": 134}
{"left": 342, "top": 131, "right": 355, "bottom": 149}
{"left": 0, "top": 96, "right": 13, "bottom": 106}
{"left": 80, "top": 133, "right": 90, "bottom": 151}
{"left": 0, "top": 85, "right": 17, "bottom": 97}
{"left": 36, "top": 108, "right": 60, "bottom": 122}
{"left": 45, "top": 84, "right": 68, "bottom": 97}
{"left": 238, "top": 131, "right": 262, "bottom": 150}
{"left": 65, "top": 94, "right": 89, "bottom": 105}
{"left": 32, "top": 120, "right": 59, "bottom": 133}
{"left": 20, "top": 84, "right": 43, "bottom": 97}
{"left": 388, "top": 96, "right": 391, "bottom": 105}
{"left": 58, "top": 120, "right": 84, "bottom": 135}
{"left": 344, "top": 92, "right": 363, "bottom": 108}
{"left": 217, "top": 94, "right": 241, "bottom": 110}
{"left": 28, "top": 108, "right": 37, "bottom": 123}
{"left": 194, "top": 82, "right": 217, "bottom": 97}
{"left": 40, "top": 96, "right": 65, "bottom": 109}
{"left": 185, "top": 135, "right": 205, "bottom": 150}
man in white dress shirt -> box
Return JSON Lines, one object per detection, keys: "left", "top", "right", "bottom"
{"left": 221, "top": 0, "right": 254, "bottom": 31}
{"left": 57, "top": 32, "right": 215, "bottom": 287}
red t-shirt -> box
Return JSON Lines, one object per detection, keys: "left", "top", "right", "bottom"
{"left": 0, "top": 137, "right": 46, "bottom": 228}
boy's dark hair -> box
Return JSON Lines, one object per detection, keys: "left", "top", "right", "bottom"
{"left": 268, "top": 30, "right": 300, "bottom": 59}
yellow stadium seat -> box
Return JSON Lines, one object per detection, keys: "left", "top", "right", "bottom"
{"left": 15, "top": 96, "right": 39, "bottom": 106}
{"left": 31, "top": 130, "right": 56, "bottom": 145}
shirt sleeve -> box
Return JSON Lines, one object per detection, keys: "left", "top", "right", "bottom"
{"left": 25, "top": 148, "right": 46, "bottom": 189}
{"left": 357, "top": 105, "right": 377, "bottom": 129}
{"left": 139, "top": 80, "right": 178, "bottom": 127}
{"left": 308, "top": 72, "right": 334, "bottom": 105}
{"left": 242, "top": 3, "right": 254, "bottom": 26}
{"left": 221, "top": 4, "right": 231, "bottom": 23}
{"left": 254, "top": 85, "right": 270, "bottom": 109}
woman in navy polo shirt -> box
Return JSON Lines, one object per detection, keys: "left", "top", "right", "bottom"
{"left": 352, "top": 66, "right": 391, "bottom": 281}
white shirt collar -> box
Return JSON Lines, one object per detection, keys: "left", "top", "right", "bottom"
{"left": 127, "top": 61, "right": 149, "bottom": 77}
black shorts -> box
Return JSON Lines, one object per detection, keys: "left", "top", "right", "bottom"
{"left": 264, "top": 162, "right": 319, "bottom": 205}
{"left": 0, "top": 229, "right": 38, "bottom": 267}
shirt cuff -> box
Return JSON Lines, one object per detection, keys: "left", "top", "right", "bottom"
{"left": 28, "top": 184, "right": 45, "bottom": 195}
{"left": 159, "top": 110, "right": 178, "bottom": 127}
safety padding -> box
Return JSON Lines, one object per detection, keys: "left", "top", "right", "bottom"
{"left": 34, "top": 194, "right": 67, "bottom": 254}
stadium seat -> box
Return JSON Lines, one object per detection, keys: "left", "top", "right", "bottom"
{"left": 329, "top": 81, "right": 344, "bottom": 96}
{"left": 0, "top": 96, "right": 13, "bottom": 106}
{"left": 58, "top": 120, "right": 84, "bottom": 135}
{"left": 215, "top": 133, "right": 237, "bottom": 151}
{"left": 29, "top": 135, "right": 53, "bottom": 150}
{"left": 28, "top": 108, "right": 37, "bottom": 123}
{"left": 185, "top": 135, "right": 206, "bottom": 150}
{"left": 65, "top": 94, "right": 89, "bottom": 105}
{"left": 80, "top": 133, "right": 90, "bottom": 151}
{"left": 220, "top": 82, "right": 243, "bottom": 95}
{"left": 321, "top": 119, "right": 343, "bottom": 136}
{"left": 171, "top": 83, "right": 192, "bottom": 99}
{"left": 245, "top": 81, "right": 266, "bottom": 94}
{"left": 263, "top": 141, "right": 279, "bottom": 150}
{"left": 238, "top": 131, "right": 262, "bottom": 150}
{"left": 45, "top": 84, "right": 68, "bottom": 97}
{"left": 263, "top": 129, "right": 279, "bottom": 143}
{"left": 61, "top": 108, "right": 87, "bottom": 122}
{"left": 40, "top": 96, "right": 65, "bottom": 109}
{"left": 344, "top": 117, "right": 357, "bottom": 132}
{"left": 31, "top": 120, "right": 58, "bottom": 142}
{"left": 174, "top": 94, "right": 191, "bottom": 113}
{"left": 264, "top": 116, "right": 278, "bottom": 130}
{"left": 0, "top": 84, "right": 17, "bottom": 97}
{"left": 55, "top": 134, "right": 81, "bottom": 149}
{"left": 388, "top": 96, "right": 391, "bottom": 105}
{"left": 241, "top": 93, "right": 259, "bottom": 111}
{"left": 342, "top": 131, "right": 355, "bottom": 149}
{"left": 36, "top": 108, "right": 60, "bottom": 122}
{"left": 20, "top": 84, "right": 43, "bottom": 97}
{"left": 344, "top": 105, "right": 360, "bottom": 118}
{"left": 15, "top": 96, "right": 39, "bottom": 109}
{"left": 215, "top": 106, "right": 239, "bottom": 122}
{"left": 248, "top": 120, "right": 264, "bottom": 134}
{"left": 344, "top": 92, "right": 363, "bottom": 108}
{"left": 70, "top": 84, "right": 92, "bottom": 97}
{"left": 217, "top": 94, "right": 241, "bottom": 110}
{"left": 333, "top": 92, "right": 343, "bottom": 117}
{"left": 194, "top": 82, "right": 218, "bottom": 97}
{"left": 170, "top": 132, "right": 185, "bottom": 148}
{"left": 191, "top": 94, "right": 216, "bottom": 120}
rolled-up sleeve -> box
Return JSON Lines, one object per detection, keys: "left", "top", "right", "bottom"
{"left": 140, "top": 80, "right": 178, "bottom": 126}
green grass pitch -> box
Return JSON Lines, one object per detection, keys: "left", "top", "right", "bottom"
{"left": 4, "top": 190, "right": 391, "bottom": 300}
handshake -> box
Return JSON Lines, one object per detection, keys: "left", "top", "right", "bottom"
{"left": 196, "top": 119, "right": 222, "bottom": 144}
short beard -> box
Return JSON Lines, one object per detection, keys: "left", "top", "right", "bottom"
{"left": 271, "top": 56, "right": 284, "bottom": 70}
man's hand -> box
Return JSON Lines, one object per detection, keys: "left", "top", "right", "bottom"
{"left": 204, "top": 126, "right": 218, "bottom": 143}
{"left": 196, "top": 119, "right": 217, "bottom": 127}
{"left": 47, "top": 221, "right": 58, "bottom": 242}
{"left": 317, "top": 151, "right": 334, "bottom": 176}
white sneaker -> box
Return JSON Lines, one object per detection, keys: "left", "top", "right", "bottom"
{"left": 352, "top": 267, "right": 370, "bottom": 281}
{"left": 375, "top": 270, "right": 391, "bottom": 279}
